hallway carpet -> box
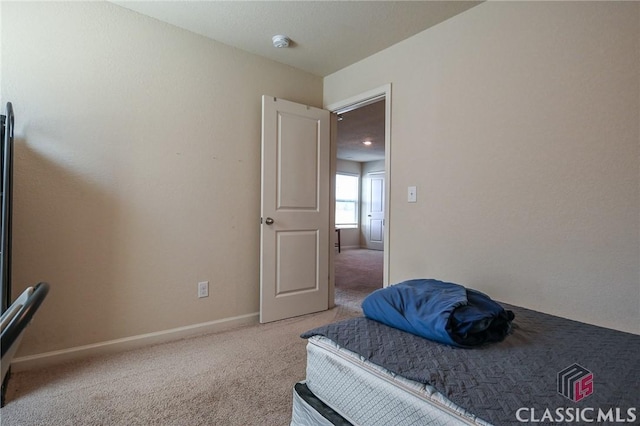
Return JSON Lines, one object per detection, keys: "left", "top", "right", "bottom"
{"left": 334, "top": 248, "right": 383, "bottom": 311}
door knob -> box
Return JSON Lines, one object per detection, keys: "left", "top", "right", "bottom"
{"left": 265, "top": 217, "right": 274, "bottom": 225}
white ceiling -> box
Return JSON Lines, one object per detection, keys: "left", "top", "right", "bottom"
{"left": 111, "top": 1, "right": 481, "bottom": 77}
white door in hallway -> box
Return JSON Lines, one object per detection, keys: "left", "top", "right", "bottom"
{"left": 260, "top": 96, "right": 330, "bottom": 323}
{"left": 364, "top": 172, "right": 385, "bottom": 251}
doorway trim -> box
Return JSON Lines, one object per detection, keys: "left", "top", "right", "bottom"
{"left": 326, "top": 83, "right": 392, "bottom": 288}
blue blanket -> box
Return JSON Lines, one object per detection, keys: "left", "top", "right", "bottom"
{"left": 361, "top": 279, "right": 514, "bottom": 347}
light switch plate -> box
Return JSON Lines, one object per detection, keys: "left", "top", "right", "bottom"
{"left": 408, "top": 186, "right": 417, "bottom": 203}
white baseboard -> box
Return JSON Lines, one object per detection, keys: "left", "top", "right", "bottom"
{"left": 11, "top": 312, "right": 260, "bottom": 372}
{"left": 338, "top": 245, "right": 362, "bottom": 250}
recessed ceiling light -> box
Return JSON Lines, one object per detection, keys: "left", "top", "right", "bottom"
{"left": 362, "top": 140, "right": 372, "bottom": 146}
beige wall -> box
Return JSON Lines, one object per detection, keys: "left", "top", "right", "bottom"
{"left": 1, "top": 1, "right": 322, "bottom": 356}
{"left": 325, "top": 1, "right": 640, "bottom": 333}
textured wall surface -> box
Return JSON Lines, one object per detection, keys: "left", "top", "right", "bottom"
{"left": 1, "top": 1, "right": 322, "bottom": 356}
{"left": 325, "top": 1, "right": 639, "bottom": 333}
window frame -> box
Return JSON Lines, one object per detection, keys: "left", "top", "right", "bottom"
{"left": 335, "top": 172, "right": 360, "bottom": 229}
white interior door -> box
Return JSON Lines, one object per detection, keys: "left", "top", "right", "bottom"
{"left": 364, "top": 172, "right": 385, "bottom": 251}
{"left": 260, "top": 96, "right": 330, "bottom": 323}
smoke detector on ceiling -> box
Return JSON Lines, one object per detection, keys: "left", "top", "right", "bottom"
{"left": 272, "top": 35, "right": 291, "bottom": 48}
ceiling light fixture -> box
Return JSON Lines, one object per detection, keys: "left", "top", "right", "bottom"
{"left": 272, "top": 35, "right": 291, "bottom": 48}
{"left": 362, "top": 140, "right": 372, "bottom": 146}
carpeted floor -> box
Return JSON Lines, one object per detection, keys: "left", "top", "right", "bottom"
{"left": 1, "top": 249, "right": 382, "bottom": 426}
{"left": 334, "top": 248, "right": 383, "bottom": 310}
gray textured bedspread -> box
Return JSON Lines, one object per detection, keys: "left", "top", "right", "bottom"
{"left": 302, "top": 304, "right": 639, "bottom": 425}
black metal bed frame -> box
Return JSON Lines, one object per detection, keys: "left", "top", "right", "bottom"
{"left": 1, "top": 282, "right": 50, "bottom": 406}
{"left": 1, "top": 101, "right": 15, "bottom": 406}
{"left": 1, "top": 101, "right": 13, "bottom": 315}
{"left": 0, "top": 103, "right": 51, "bottom": 406}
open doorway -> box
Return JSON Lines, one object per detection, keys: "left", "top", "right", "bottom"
{"left": 333, "top": 98, "right": 386, "bottom": 309}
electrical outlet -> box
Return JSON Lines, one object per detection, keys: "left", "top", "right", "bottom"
{"left": 198, "top": 281, "right": 209, "bottom": 298}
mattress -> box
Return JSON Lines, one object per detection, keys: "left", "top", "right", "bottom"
{"left": 291, "top": 382, "right": 352, "bottom": 426}
{"left": 299, "top": 305, "right": 640, "bottom": 425}
{"left": 302, "top": 335, "right": 489, "bottom": 425}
